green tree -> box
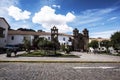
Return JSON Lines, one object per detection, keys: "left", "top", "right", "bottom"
{"left": 89, "top": 40, "right": 98, "bottom": 49}
{"left": 60, "top": 44, "right": 65, "bottom": 51}
{"left": 38, "top": 38, "right": 54, "bottom": 50}
{"left": 38, "top": 37, "right": 45, "bottom": 50}
{"left": 17, "top": 28, "right": 35, "bottom": 32}
{"left": 32, "top": 35, "right": 39, "bottom": 49}
{"left": 23, "top": 39, "right": 31, "bottom": 53}
{"left": 111, "top": 31, "right": 120, "bottom": 50}
{"left": 100, "top": 40, "right": 111, "bottom": 53}
{"left": 101, "top": 40, "right": 111, "bottom": 48}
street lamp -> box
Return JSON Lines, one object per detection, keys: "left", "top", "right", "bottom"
{"left": 98, "top": 41, "right": 101, "bottom": 49}
{"left": 98, "top": 41, "right": 103, "bottom": 52}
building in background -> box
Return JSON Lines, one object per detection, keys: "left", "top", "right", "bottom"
{"left": 1, "top": 17, "right": 106, "bottom": 53}
{"left": 89, "top": 37, "right": 111, "bottom": 53}
{"left": 0, "top": 17, "right": 10, "bottom": 48}
{"left": 72, "top": 28, "right": 89, "bottom": 51}
{"left": 7, "top": 29, "right": 72, "bottom": 46}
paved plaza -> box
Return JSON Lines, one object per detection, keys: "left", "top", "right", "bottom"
{"left": 0, "top": 63, "right": 120, "bottom": 80}
{"left": 0, "top": 51, "right": 120, "bottom": 80}
{"left": 0, "top": 51, "right": 120, "bottom": 62}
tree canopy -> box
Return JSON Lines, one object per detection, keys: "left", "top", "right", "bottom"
{"left": 17, "top": 28, "right": 36, "bottom": 32}
{"left": 110, "top": 31, "right": 120, "bottom": 50}
{"left": 38, "top": 38, "right": 54, "bottom": 50}
{"left": 100, "top": 40, "right": 111, "bottom": 48}
{"left": 88, "top": 40, "right": 98, "bottom": 49}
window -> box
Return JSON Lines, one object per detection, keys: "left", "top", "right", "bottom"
{"left": 63, "top": 37, "right": 65, "bottom": 41}
{"left": 55, "top": 31, "right": 57, "bottom": 33}
{"left": 0, "top": 27, "right": 5, "bottom": 38}
{"left": 48, "top": 37, "right": 50, "bottom": 40}
{"left": 24, "top": 37, "right": 26, "bottom": 40}
{"left": 11, "top": 36, "right": 14, "bottom": 40}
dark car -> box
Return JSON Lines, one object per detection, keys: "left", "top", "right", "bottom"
{"left": 4, "top": 45, "right": 19, "bottom": 51}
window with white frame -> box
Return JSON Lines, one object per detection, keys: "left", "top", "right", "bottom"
{"left": 63, "top": 37, "right": 65, "bottom": 41}
{"left": 11, "top": 36, "right": 14, "bottom": 40}
{"left": 48, "top": 37, "right": 50, "bottom": 40}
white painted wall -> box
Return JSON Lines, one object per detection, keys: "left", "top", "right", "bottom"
{"left": 7, "top": 34, "right": 70, "bottom": 46}
{"left": 7, "top": 35, "right": 24, "bottom": 45}
{"left": 39, "top": 35, "right": 70, "bottom": 45}
{"left": 7, "top": 35, "right": 34, "bottom": 45}
{"left": 58, "top": 35, "right": 69, "bottom": 45}
{"left": 89, "top": 47, "right": 94, "bottom": 52}
{"left": 40, "top": 34, "right": 70, "bottom": 44}
{"left": 39, "top": 35, "right": 51, "bottom": 41}
{"left": 0, "top": 18, "right": 8, "bottom": 47}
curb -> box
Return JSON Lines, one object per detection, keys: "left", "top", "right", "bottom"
{"left": 0, "top": 60, "right": 120, "bottom": 63}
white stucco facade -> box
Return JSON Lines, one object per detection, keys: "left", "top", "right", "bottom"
{"left": 7, "top": 35, "right": 34, "bottom": 45}
{"left": 40, "top": 35, "right": 70, "bottom": 44}
{"left": 7, "top": 35, "right": 24, "bottom": 45}
{"left": 58, "top": 35, "right": 70, "bottom": 44}
{"left": 0, "top": 18, "right": 9, "bottom": 47}
{"left": 39, "top": 35, "right": 51, "bottom": 41}
{"left": 7, "top": 30, "right": 71, "bottom": 46}
{"left": 39, "top": 34, "right": 70, "bottom": 44}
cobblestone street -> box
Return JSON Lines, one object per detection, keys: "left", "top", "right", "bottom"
{"left": 0, "top": 63, "right": 120, "bottom": 80}
{"left": 0, "top": 51, "right": 120, "bottom": 62}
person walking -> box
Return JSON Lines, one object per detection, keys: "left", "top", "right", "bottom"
{"left": 13, "top": 49, "right": 17, "bottom": 56}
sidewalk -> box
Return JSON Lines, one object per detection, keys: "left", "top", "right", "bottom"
{"left": 0, "top": 51, "right": 120, "bottom": 63}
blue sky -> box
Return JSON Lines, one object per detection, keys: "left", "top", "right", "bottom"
{"left": 0, "top": 0, "right": 120, "bottom": 38}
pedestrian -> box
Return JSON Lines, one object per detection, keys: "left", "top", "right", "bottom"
{"left": 14, "top": 49, "right": 17, "bottom": 56}
{"left": 6, "top": 49, "right": 11, "bottom": 57}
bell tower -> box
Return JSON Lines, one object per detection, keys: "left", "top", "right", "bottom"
{"left": 83, "top": 28, "right": 89, "bottom": 51}
{"left": 73, "top": 28, "right": 79, "bottom": 38}
{"left": 51, "top": 26, "right": 60, "bottom": 49}
{"left": 51, "top": 26, "right": 58, "bottom": 42}
{"left": 83, "top": 28, "right": 89, "bottom": 38}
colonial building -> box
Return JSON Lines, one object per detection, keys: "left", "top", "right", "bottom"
{"left": 89, "top": 37, "right": 110, "bottom": 52}
{"left": 51, "top": 26, "right": 60, "bottom": 49}
{"left": 0, "top": 17, "right": 10, "bottom": 47}
{"left": 72, "top": 28, "right": 89, "bottom": 51}
{"left": 7, "top": 29, "right": 72, "bottom": 46}
{"left": 89, "top": 37, "right": 110, "bottom": 43}
{"left": 0, "top": 17, "right": 90, "bottom": 52}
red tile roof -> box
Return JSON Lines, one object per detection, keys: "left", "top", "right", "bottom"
{"left": 8, "top": 30, "right": 72, "bottom": 37}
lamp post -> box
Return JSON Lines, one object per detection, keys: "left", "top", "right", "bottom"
{"left": 98, "top": 41, "right": 101, "bottom": 48}
{"left": 98, "top": 41, "right": 101, "bottom": 53}
{"left": 98, "top": 41, "right": 103, "bottom": 52}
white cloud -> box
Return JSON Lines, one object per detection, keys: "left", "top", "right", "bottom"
{"left": 32, "top": 6, "right": 75, "bottom": 33}
{"left": 99, "top": 8, "right": 116, "bottom": 14}
{"left": 12, "top": 23, "right": 31, "bottom": 30}
{"left": 52, "top": 5, "right": 60, "bottom": 9}
{"left": 78, "top": 17, "right": 102, "bottom": 25}
{"left": 81, "top": 8, "right": 117, "bottom": 17}
{"left": 107, "top": 17, "right": 117, "bottom": 21}
{"left": 8, "top": 5, "right": 31, "bottom": 21}
{"left": 0, "top": 0, "right": 18, "bottom": 7}
{"left": 90, "top": 30, "right": 117, "bottom": 38}
{"left": 0, "top": 0, "right": 18, "bottom": 19}
{"left": 74, "top": 7, "right": 117, "bottom": 25}
{"left": 0, "top": 0, "right": 32, "bottom": 30}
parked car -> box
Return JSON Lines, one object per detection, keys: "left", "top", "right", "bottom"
{"left": 4, "top": 45, "right": 19, "bottom": 51}
{"left": 0, "top": 47, "right": 6, "bottom": 54}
